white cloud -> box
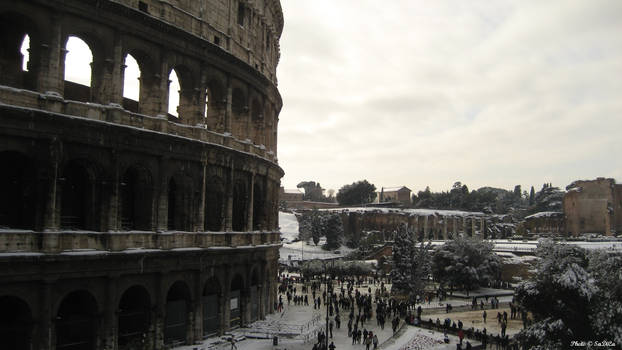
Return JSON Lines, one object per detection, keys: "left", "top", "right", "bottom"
{"left": 277, "top": 0, "right": 622, "bottom": 193}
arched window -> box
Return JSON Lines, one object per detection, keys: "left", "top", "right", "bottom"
{"left": 56, "top": 290, "right": 99, "bottom": 350}
{"left": 118, "top": 286, "right": 151, "bottom": 348}
{"left": 123, "top": 54, "right": 140, "bottom": 112}
{"left": 202, "top": 277, "right": 221, "bottom": 336}
{"left": 64, "top": 36, "right": 93, "bottom": 102}
{"left": 19, "top": 34, "right": 29, "bottom": 71}
{"left": 168, "top": 69, "right": 181, "bottom": 118}
{"left": 164, "top": 281, "right": 191, "bottom": 344}
{"left": 0, "top": 295, "right": 32, "bottom": 350}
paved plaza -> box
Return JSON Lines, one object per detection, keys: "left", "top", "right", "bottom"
{"left": 173, "top": 278, "right": 522, "bottom": 350}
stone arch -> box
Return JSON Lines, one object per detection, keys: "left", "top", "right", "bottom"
{"left": 0, "top": 11, "right": 40, "bottom": 90}
{"left": 164, "top": 281, "right": 192, "bottom": 345}
{"left": 0, "top": 151, "right": 37, "bottom": 229}
{"left": 0, "top": 295, "right": 33, "bottom": 350}
{"left": 232, "top": 178, "right": 248, "bottom": 231}
{"left": 202, "top": 276, "right": 222, "bottom": 336}
{"left": 55, "top": 290, "right": 99, "bottom": 350}
{"left": 122, "top": 38, "right": 160, "bottom": 115}
{"left": 252, "top": 178, "right": 266, "bottom": 231}
{"left": 120, "top": 165, "right": 153, "bottom": 231}
{"left": 61, "top": 35, "right": 95, "bottom": 102}
{"left": 205, "top": 176, "right": 225, "bottom": 231}
{"left": 117, "top": 285, "right": 151, "bottom": 349}
{"left": 204, "top": 77, "right": 226, "bottom": 130}
{"left": 59, "top": 159, "right": 100, "bottom": 230}
{"left": 229, "top": 273, "right": 245, "bottom": 328}
{"left": 167, "top": 64, "right": 196, "bottom": 120}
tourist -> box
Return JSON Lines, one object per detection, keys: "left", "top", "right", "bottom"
{"left": 229, "top": 337, "right": 237, "bottom": 350}
{"left": 483, "top": 310, "right": 487, "bottom": 323}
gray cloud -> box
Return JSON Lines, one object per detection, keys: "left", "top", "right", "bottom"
{"left": 278, "top": 0, "right": 622, "bottom": 193}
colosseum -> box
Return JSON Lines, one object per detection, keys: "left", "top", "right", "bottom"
{"left": 0, "top": 0, "right": 283, "bottom": 349}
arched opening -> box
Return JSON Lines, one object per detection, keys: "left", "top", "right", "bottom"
{"left": 252, "top": 181, "right": 265, "bottom": 231}
{"left": 232, "top": 180, "right": 247, "bottom": 232}
{"left": 204, "top": 177, "right": 224, "bottom": 231}
{"left": 120, "top": 166, "right": 153, "bottom": 231}
{"left": 231, "top": 88, "right": 246, "bottom": 116}
{"left": 164, "top": 281, "right": 191, "bottom": 345}
{"left": 61, "top": 161, "right": 96, "bottom": 230}
{"left": 251, "top": 99, "right": 262, "bottom": 122}
{"left": 229, "top": 274, "right": 244, "bottom": 328}
{"left": 0, "top": 12, "right": 38, "bottom": 89}
{"left": 63, "top": 36, "right": 93, "bottom": 102}
{"left": 55, "top": 290, "right": 98, "bottom": 350}
{"left": 20, "top": 34, "right": 30, "bottom": 71}
{"left": 118, "top": 286, "right": 151, "bottom": 349}
{"left": 0, "top": 295, "right": 32, "bottom": 350}
{"left": 204, "top": 79, "right": 225, "bottom": 130}
{"left": 0, "top": 151, "right": 37, "bottom": 229}
{"left": 202, "top": 277, "right": 221, "bottom": 337}
{"left": 122, "top": 53, "right": 140, "bottom": 113}
{"left": 250, "top": 269, "right": 259, "bottom": 322}
{"left": 167, "top": 178, "right": 178, "bottom": 231}
{"left": 167, "top": 69, "right": 181, "bottom": 118}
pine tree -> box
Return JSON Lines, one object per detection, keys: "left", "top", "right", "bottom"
{"left": 324, "top": 214, "right": 343, "bottom": 250}
{"left": 529, "top": 186, "right": 535, "bottom": 205}
{"left": 391, "top": 223, "right": 414, "bottom": 295}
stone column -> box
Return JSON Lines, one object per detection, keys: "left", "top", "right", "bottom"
{"left": 154, "top": 273, "right": 166, "bottom": 349}
{"left": 38, "top": 280, "right": 54, "bottom": 350}
{"left": 423, "top": 215, "right": 428, "bottom": 240}
{"left": 103, "top": 275, "right": 119, "bottom": 350}
{"left": 37, "top": 15, "right": 64, "bottom": 95}
{"left": 224, "top": 161, "right": 234, "bottom": 231}
{"left": 197, "top": 161, "right": 207, "bottom": 232}
{"left": 109, "top": 32, "right": 125, "bottom": 105}
{"left": 156, "top": 158, "right": 169, "bottom": 232}
{"left": 247, "top": 172, "right": 255, "bottom": 232}
{"left": 225, "top": 76, "right": 233, "bottom": 133}
{"left": 222, "top": 267, "right": 231, "bottom": 332}
{"left": 42, "top": 139, "right": 61, "bottom": 232}
{"left": 443, "top": 216, "right": 448, "bottom": 240}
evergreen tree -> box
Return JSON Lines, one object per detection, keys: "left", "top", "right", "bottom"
{"left": 431, "top": 237, "right": 500, "bottom": 291}
{"left": 336, "top": 180, "right": 377, "bottom": 205}
{"left": 529, "top": 186, "right": 535, "bottom": 205}
{"left": 391, "top": 223, "right": 414, "bottom": 294}
{"left": 515, "top": 241, "right": 622, "bottom": 349}
{"left": 324, "top": 214, "right": 343, "bottom": 250}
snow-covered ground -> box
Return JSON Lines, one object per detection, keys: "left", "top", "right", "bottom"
{"left": 278, "top": 211, "right": 353, "bottom": 264}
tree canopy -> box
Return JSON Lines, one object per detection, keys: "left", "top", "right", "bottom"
{"left": 515, "top": 241, "right": 622, "bottom": 349}
{"left": 431, "top": 237, "right": 500, "bottom": 291}
{"left": 336, "top": 180, "right": 377, "bottom": 205}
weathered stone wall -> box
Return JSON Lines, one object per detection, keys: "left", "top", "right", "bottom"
{"left": 0, "top": 0, "right": 284, "bottom": 348}
{"left": 563, "top": 178, "right": 621, "bottom": 236}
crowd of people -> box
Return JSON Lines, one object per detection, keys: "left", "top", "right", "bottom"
{"left": 277, "top": 273, "right": 519, "bottom": 350}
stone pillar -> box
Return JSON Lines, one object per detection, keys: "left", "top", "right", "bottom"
{"left": 453, "top": 217, "right": 458, "bottom": 238}
{"left": 42, "top": 139, "right": 61, "bottom": 231}
{"left": 225, "top": 76, "right": 233, "bottom": 133}
{"left": 224, "top": 162, "right": 234, "bottom": 231}
{"left": 423, "top": 215, "right": 428, "bottom": 240}
{"left": 247, "top": 172, "right": 255, "bottom": 231}
{"left": 156, "top": 158, "right": 169, "bottom": 232}
{"left": 103, "top": 275, "right": 119, "bottom": 350}
{"left": 443, "top": 216, "right": 448, "bottom": 240}
{"left": 110, "top": 32, "right": 125, "bottom": 105}
{"left": 178, "top": 87, "right": 200, "bottom": 125}
{"left": 106, "top": 152, "right": 120, "bottom": 232}
{"left": 38, "top": 280, "right": 54, "bottom": 350}
{"left": 193, "top": 271, "right": 203, "bottom": 343}
{"left": 154, "top": 273, "right": 166, "bottom": 349}
{"left": 197, "top": 161, "right": 207, "bottom": 232}
{"left": 159, "top": 58, "right": 171, "bottom": 117}
{"left": 222, "top": 267, "right": 231, "bottom": 332}
{"left": 37, "top": 15, "right": 64, "bottom": 95}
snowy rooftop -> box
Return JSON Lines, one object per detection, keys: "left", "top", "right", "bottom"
{"left": 380, "top": 186, "right": 411, "bottom": 192}
{"left": 321, "top": 207, "right": 484, "bottom": 217}
{"left": 524, "top": 211, "right": 563, "bottom": 219}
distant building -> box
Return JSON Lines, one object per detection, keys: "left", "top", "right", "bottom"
{"left": 379, "top": 186, "right": 412, "bottom": 206}
{"left": 563, "top": 178, "right": 622, "bottom": 236}
{"left": 280, "top": 187, "right": 304, "bottom": 202}
{"left": 523, "top": 211, "right": 565, "bottom": 235}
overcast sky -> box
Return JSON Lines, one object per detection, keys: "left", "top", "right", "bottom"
{"left": 276, "top": 0, "right": 622, "bottom": 194}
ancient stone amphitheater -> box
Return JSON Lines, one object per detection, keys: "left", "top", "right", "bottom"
{"left": 0, "top": 0, "right": 284, "bottom": 349}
